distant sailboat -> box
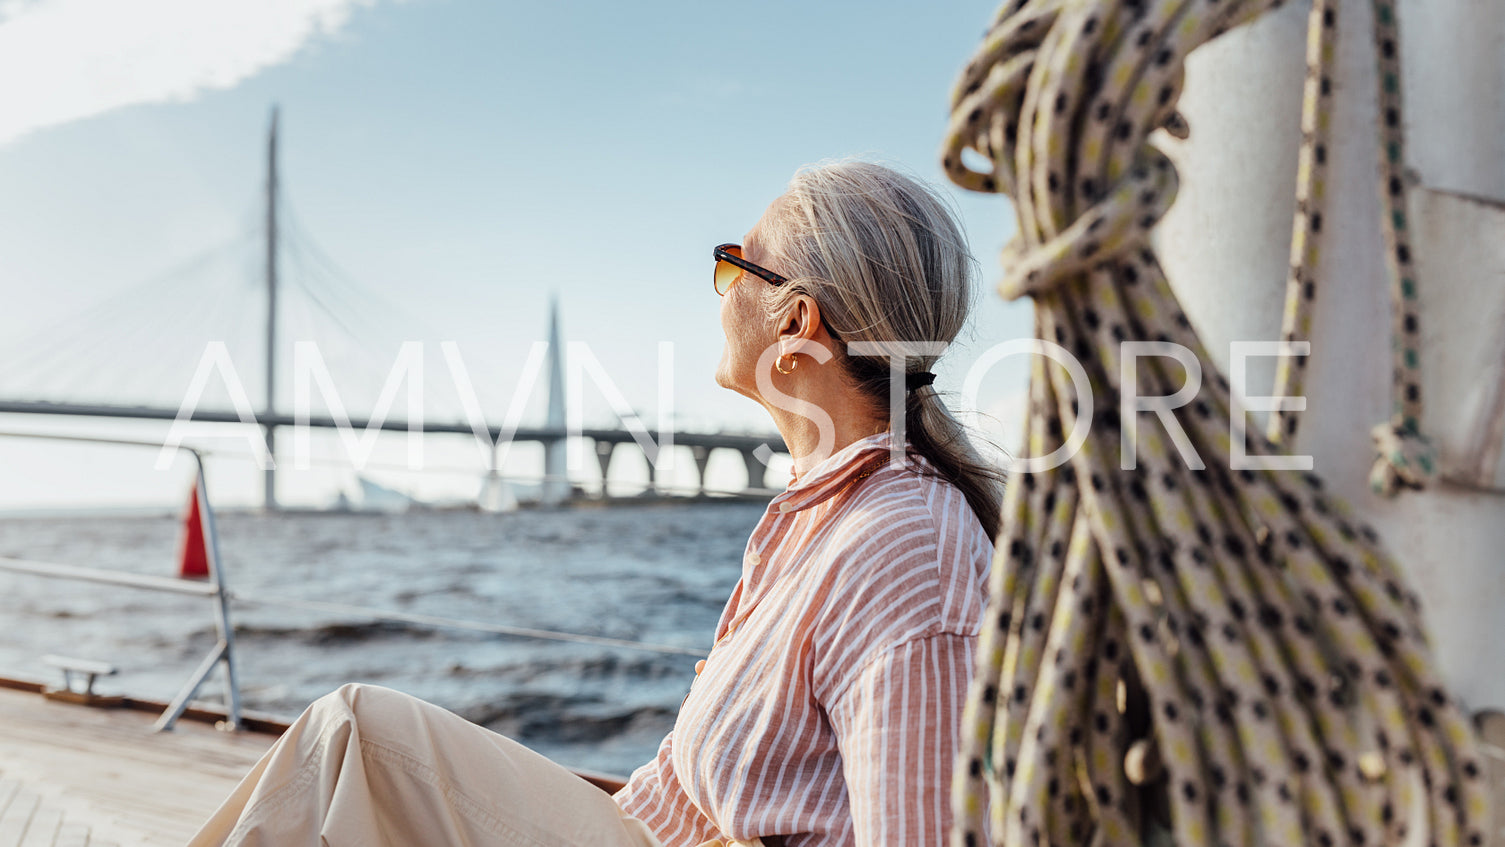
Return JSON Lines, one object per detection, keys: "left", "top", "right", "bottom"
{"left": 356, "top": 476, "right": 413, "bottom": 513}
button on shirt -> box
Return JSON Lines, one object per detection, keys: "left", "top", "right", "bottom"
{"left": 615, "top": 432, "right": 994, "bottom": 846}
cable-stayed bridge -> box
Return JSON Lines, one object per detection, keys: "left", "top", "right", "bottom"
{"left": 0, "top": 109, "right": 786, "bottom": 509}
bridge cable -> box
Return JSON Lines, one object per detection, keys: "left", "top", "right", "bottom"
{"left": 0, "top": 228, "right": 260, "bottom": 402}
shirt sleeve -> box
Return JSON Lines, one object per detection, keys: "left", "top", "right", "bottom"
{"left": 825, "top": 633, "right": 976, "bottom": 847}
{"left": 613, "top": 731, "right": 720, "bottom": 847}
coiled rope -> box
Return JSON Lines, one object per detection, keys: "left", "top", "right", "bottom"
{"left": 940, "top": 1, "right": 1489, "bottom": 844}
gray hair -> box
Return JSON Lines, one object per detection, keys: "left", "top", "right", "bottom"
{"left": 764, "top": 160, "right": 1005, "bottom": 537}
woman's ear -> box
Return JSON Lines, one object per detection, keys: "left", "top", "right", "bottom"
{"left": 776, "top": 295, "right": 824, "bottom": 356}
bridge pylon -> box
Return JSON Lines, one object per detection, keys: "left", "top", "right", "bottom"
{"left": 540, "top": 295, "right": 570, "bottom": 505}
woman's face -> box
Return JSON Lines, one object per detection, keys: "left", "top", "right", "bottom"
{"left": 714, "top": 196, "right": 786, "bottom": 403}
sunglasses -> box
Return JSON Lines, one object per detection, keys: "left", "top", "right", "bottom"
{"left": 714, "top": 243, "right": 788, "bottom": 296}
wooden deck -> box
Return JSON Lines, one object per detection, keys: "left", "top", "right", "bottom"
{"left": 0, "top": 685, "right": 276, "bottom": 846}
{"left": 2, "top": 680, "right": 1499, "bottom": 846}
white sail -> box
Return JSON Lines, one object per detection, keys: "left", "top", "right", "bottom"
{"left": 356, "top": 476, "right": 412, "bottom": 513}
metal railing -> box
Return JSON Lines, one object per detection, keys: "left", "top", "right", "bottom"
{"left": 0, "top": 430, "right": 714, "bottom": 735}
{"left": 0, "top": 430, "right": 240, "bottom": 731}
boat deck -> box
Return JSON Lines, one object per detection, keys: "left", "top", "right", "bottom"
{"left": 0, "top": 685, "right": 275, "bottom": 847}
{"left": 4, "top": 678, "right": 1502, "bottom": 846}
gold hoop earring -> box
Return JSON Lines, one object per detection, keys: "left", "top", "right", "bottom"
{"left": 775, "top": 353, "right": 798, "bottom": 375}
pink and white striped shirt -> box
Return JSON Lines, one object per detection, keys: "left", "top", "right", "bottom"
{"left": 615, "top": 432, "right": 993, "bottom": 846}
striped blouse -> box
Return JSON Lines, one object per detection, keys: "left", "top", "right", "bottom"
{"left": 614, "top": 431, "right": 994, "bottom": 846}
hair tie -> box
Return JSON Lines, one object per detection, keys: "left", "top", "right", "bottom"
{"left": 906, "top": 371, "right": 937, "bottom": 391}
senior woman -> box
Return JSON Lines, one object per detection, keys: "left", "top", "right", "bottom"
{"left": 188, "top": 160, "right": 1003, "bottom": 847}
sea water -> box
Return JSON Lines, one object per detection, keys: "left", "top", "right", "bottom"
{"left": 0, "top": 502, "right": 762, "bottom": 776}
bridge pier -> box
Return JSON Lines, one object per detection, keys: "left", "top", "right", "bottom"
{"left": 263, "top": 424, "right": 278, "bottom": 512}
{"left": 691, "top": 446, "right": 712, "bottom": 496}
{"left": 741, "top": 449, "right": 768, "bottom": 493}
{"left": 646, "top": 449, "right": 661, "bottom": 496}
{"left": 540, "top": 436, "right": 569, "bottom": 505}
{"left": 593, "top": 440, "right": 615, "bottom": 498}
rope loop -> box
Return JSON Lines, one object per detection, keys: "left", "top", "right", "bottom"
{"left": 996, "top": 147, "right": 1179, "bottom": 300}
{"left": 1369, "top": 420, "right": 1438, "bottom": 495}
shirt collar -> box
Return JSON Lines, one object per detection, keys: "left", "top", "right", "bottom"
{"left": 771, "top": 431, "right": 901, "bottom": 514}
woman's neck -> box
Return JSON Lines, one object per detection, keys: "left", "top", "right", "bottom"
{"left": 762, "top": 380, "right": 889, "bottom": 479}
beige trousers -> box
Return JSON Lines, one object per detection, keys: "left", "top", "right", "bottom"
{"left": 187, "top": 683, "right": 667, "bottom": 847}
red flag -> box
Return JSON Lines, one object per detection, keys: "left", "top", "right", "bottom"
{"left": 177, "top": 483, "right": 210, "bottom": 579}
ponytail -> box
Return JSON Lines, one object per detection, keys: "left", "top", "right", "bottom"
{"left": 844, "top": 353, "right": 1005, "bottom": 538}
{"left": 906, "top": 387, "right": 1005, "bottom": 539}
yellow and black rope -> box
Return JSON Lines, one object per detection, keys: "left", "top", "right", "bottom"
{"left": 941, "top": 0, "right": 1489, "bottom": 844}
{"left": 1262, "top": 0, "right": 1435, "bottom": 495}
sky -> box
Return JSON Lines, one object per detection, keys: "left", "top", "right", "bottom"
{"left": 0, "top": 0, "right": 1035, "bottom": 509}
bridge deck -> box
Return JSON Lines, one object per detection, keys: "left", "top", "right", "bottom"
{"left": 0, "top": 401, "right": 787, "bottom": 452}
